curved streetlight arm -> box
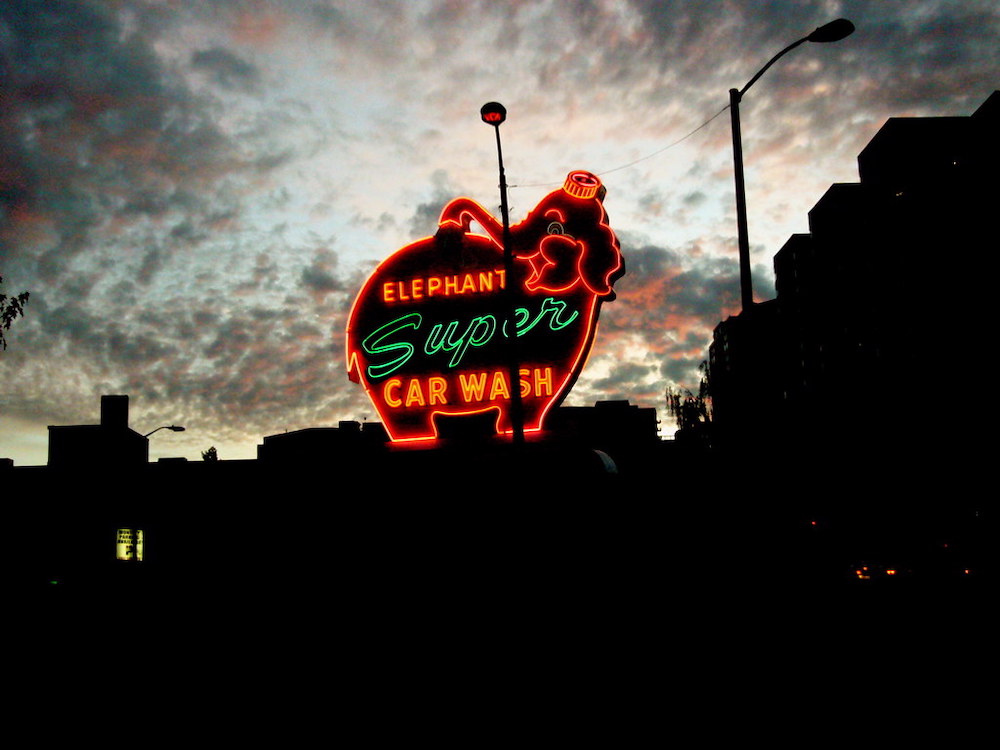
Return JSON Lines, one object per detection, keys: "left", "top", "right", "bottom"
{"left": 737, "top": 37, "right": 808, "bottom": 99}
{"left": 737, "top": 19, "right": 855, "bottom": 99}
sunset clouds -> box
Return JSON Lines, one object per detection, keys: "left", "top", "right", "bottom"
{"left": 2, "top": 0, "right": 996, "bottom": 463}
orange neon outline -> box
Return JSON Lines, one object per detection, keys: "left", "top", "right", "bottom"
{"left": 563, "top": 170, "right": 602, "bottom": 199}
{"left": 379, "top": 269, "right": 506, "bottom": 304}
{"left": 437, "top": 194, "right": 622, "bottom": 299}
{"left": 346, "top": 232, "right": 499, "bottom": 384}
{"left": 350, "top": 294, "right": 601, "bottom": 444}
{"left": 493, "top": 296, "right": 600, "bottom": 438}
{"left": 347, "top": 260, "right": 606, "bottom": 442}
{"left": 354, "top": 363, "right": 574, "bottom": 443}
{"left": 344, "top": 243, "right": 552, "bottom": 443}
{"left": 346, "top": 171, "right": 622, "bottom": 443}
{"left": 522, "top": 235, "right": 585, "bottom": 295}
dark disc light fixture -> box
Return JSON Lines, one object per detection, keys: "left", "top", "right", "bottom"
{"left": 480, "top": 101, "right": 507, "bottom": 125}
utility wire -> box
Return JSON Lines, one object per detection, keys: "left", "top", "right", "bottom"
{"left": 510, "top": 103, "right": 730, "bottom": 189}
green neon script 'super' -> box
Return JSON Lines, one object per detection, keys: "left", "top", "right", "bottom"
{"left": 361, "top": 296, "right": 579, "bottom": 379}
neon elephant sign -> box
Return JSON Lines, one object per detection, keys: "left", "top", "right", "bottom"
{"left": 346, "top": 170, "right": 624, "bottom": 442}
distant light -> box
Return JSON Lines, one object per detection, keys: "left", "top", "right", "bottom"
{"left": 116, "top": 528, "right": 144, "bottom": 562}
{"left": 886, "top": 569, "right": 896, "bottom": 575}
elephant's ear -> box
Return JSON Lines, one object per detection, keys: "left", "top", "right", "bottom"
{"left": 578, "top": 222, "right": 624, "bottom": 298}
{"left": 524, "top": 235, "right": 586, "bottom": 293}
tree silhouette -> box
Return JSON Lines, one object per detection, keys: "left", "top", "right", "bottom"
{"left": 666, "top": 361, "right": 712, "bottom": 444}
{"left": 0, "top": 275, "right": 29, "bottom": 351}
{"left": 202, "top": 446, "right": 218, "bottom": 462}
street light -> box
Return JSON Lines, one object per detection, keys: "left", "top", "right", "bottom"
{"left": 730, "top": 18, "right": 855, "bottom": 311}
{"left": 143, "top": 425, "right": 185, "bottom": 438}
{"left": 481, "top": 101, "right": 525, "bottom": 447}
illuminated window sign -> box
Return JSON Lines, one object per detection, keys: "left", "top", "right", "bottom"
{"left": 347, "top": 171, "right": 624, "bottom": 442}
{"left": 116, "top": 528, "right": 143, "bottom": 561}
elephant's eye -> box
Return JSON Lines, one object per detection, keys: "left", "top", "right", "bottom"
{"left": 547, "top": 222, "right": 565, "bottom": 235}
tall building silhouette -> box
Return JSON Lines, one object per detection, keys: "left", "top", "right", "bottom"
{"left": 710, "top": 91, "right": 998, "bottom": 459}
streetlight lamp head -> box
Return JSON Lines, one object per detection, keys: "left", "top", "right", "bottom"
{"left": 807, "top": 18, "right": 855, "bottom": 43}
{"left": 481, "top": 102, "right": 506, "bottom": 126}
{"left": 143, "top": 424, "right": 186, "bottom": 437}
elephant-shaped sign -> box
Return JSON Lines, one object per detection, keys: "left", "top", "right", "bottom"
{"left": 347, "top": 170, "right": 624, "bottom": 442}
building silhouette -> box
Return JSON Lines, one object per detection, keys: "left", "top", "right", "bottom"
{"left": 47, "top": 394, "right": 149, "bottom": 467}
{"left": 7, "top": 393, "right": 676, "bottom": 595}
{"left": 710, "top": 91, "right": 998, "bottom": 461}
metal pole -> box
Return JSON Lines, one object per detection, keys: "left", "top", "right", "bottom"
{"left": 492, "top": 125, "right": 526, "bottom": 447}
{"left": 729, "top": 87, "right": 754, "bottom": 312}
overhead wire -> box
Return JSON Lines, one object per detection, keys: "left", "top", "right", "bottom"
{"left": 509, "top": 103, "right": 731, "bottom": 190}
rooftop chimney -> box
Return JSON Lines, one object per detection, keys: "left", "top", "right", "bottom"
{"left": 101, "top": 395, "right": 130, "bottom": 430}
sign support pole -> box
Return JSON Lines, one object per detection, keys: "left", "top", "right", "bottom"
{"left": 482, "top": 103, "right": 525, "bottom": 448}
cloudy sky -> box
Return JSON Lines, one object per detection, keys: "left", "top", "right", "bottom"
{"left": 1, "top": 0, "right": 996, "bottom": 464}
